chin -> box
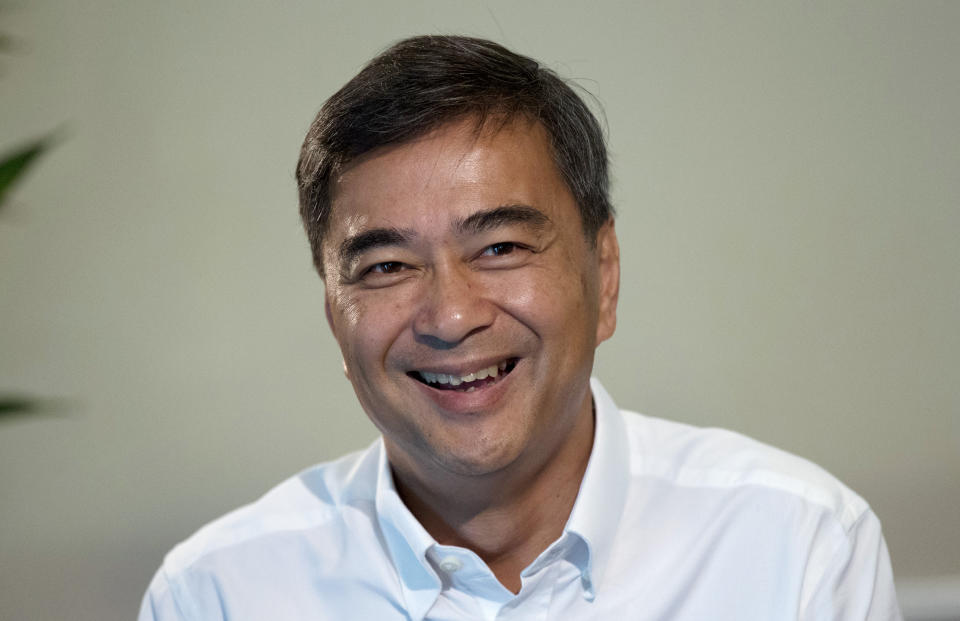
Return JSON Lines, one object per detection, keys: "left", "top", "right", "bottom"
{"left": 429, "top": 439, "right": 523, "bottom": 478}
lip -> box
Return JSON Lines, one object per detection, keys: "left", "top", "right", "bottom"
{"left": 409, "top": 357, "right": 520, "bottom": 415}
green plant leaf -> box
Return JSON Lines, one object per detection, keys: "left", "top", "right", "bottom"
{"left": 0, "top": 138, "right": 49, "bottom": 210}
{"left": 0, "top": 394, "right": 72, "bottom": 422}
{"left": 0, "top": 395, "right": 39, "bottom": 417}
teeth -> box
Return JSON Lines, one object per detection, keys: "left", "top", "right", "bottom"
{"left": 418, "top": 362, "right": 507, "bottom": 386}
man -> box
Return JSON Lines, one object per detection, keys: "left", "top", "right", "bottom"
{"left": 140, "top": 36, "right": 901, "bottom": 620}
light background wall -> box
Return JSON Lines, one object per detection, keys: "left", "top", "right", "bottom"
{"left": 1, "top": 1, "right": 957, "bottom": 619}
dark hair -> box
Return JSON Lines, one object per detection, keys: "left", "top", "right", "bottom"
{"left": 296, "top": 35, "right": 612, "bottom": 272}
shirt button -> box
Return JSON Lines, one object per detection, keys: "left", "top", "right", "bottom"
{"left": 438, "top": 555, "right": 463, "bottom": 573}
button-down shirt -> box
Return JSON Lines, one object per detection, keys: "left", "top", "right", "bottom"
{"left": 139, "top": 379, "right": 902, "bottom": 620}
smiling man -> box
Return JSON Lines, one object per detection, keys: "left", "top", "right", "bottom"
{"left": 140, "top": 36, "right": 901, "bottom": 620}
{"left": 317, "top": 115, "right": 615, "bottom": 597}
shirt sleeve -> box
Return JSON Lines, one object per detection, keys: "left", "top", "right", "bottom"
{"left": 138, "top": 567, "right": 190, "bottom": 621}
{"left": 800, "top": 508, "right": 903, "bottom": 621}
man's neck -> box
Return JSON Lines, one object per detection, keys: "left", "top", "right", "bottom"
{"left": 390, "top": 400, "right": 595, "bottom": 594}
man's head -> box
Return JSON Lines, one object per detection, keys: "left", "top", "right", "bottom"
{"left": 297, "top": 35, "right": 613, "bottom": 275}
{"left": 297, "top": 36, "right": 619, "bottom": 484}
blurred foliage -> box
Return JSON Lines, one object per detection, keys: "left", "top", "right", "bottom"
{"left": 0, "top": 396, "right": 37, "bottom": 414}
{"left": 0, "top": 137, "right": 49, "bottom": 210}
{"left": 0, "top": 395, "right": 68, "bottom": 421}
{"left": 1, "top": 138, "right": 52, "bottom": 418}
{"left": 1, "top": 20, "right": 56, "bottom": 419}
{"left": 0, "top": 139, "right": 51, "bottom": 418}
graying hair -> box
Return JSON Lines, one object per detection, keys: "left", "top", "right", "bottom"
{"left": 296, "top": 35, "right": 613, "bottom": 272}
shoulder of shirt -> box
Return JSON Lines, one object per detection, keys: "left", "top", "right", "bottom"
{"left": 161, "top": 441, "right": 379, "bottom": 577}
{"left": 618, "top": 409, "right": 870, "bottom": 531}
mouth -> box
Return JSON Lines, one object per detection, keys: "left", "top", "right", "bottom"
{"left": 408, "top": 359, "right": 518, "bottom": 392}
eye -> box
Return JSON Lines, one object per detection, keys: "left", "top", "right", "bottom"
{"left": 481, "top": 242, "right": 517, "bottom": 257}
{"left": 474, "top": 241, "right": 535, "bottom": 269}
{"left": 344, "top": 259, "right": 416, "bottom": 288}
{"left": 366, "top": 261, "right": 405, "bottom": 275}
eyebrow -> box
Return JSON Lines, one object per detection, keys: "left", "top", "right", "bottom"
{"left": 455, "top": 204, "right": 551, "bottom": 235}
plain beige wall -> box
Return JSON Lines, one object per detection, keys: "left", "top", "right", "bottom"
{"left": 1, "top": 2, "right": 957, "bottom": 619}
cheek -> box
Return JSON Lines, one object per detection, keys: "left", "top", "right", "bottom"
{"left": 338, "top": 297, "right": 363, "bottom": 329}
{"left": 331, "top": 288, "right": 418, "bottom": 363}
{"left": 485, "top": 263, "right": 588, "bottom": 334}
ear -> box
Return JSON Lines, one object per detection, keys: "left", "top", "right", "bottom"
{"left": 594, "top": 220, "right": 620, "bottom": 345}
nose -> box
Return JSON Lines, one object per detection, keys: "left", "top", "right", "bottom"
{"left": 413, "top": 263, "right": 495, "bottom": 348}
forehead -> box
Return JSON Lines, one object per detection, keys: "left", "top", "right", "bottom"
{"left": 324, "top": 117, "right": 577, "bottom": 242}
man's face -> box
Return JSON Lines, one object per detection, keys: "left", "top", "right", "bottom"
{"left": 321, "top": 117, "right": 619, "bottom": 481}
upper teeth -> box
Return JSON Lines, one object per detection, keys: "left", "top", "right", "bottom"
{"left": 419, "top": 361, "right": 507, "bottom": 386}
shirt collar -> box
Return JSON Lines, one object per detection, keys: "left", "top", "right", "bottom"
{"left": 374, "top": 444, "right": 442, "bottom": 621}
{"left": 561, "top": 377, "right": 631, "bottom": 599}
{"left": 372, "top": 378, "right": 630, "bottom": 612}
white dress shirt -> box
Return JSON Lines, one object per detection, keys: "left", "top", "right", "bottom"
{"left": 139, "top": 379, "right": 902, "bottom": 620}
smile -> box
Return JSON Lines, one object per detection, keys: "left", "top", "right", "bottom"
{"left": 411, "top": 359, "right": 517, "bottom": 392}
